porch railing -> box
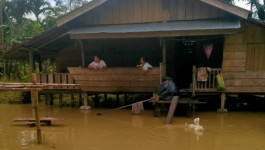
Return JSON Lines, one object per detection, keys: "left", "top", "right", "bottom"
{"left": 35, "top": 73, "right": 75, "bottom": 89}
{"left": 192, "top": 66, "right": 222, "bottom": 96}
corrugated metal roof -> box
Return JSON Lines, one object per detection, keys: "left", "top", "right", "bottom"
{"left": 68, "top": 19, "right": 241, "bottom": 34}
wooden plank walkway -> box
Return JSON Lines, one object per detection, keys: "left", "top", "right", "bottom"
{"left": 13, "top": 117, "right": 64, "bottom": 126}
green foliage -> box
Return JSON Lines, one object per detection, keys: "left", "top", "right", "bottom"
{"left": 0, "top": 91, "right": 23, "bottom": 104}
{"left": 68, "top": 0, "right": 89, "bottom": 10}
{"left": 257, "top": 6, "right": 265, "bottom": 20}
{"left": 41, "top": 59, "right": 56, "bottom": 73}
{"left": 23, "top": 21, "right": 44, "bottom": 39}
{"left": 0, "top": 60, "right": 30, "bottom": 82}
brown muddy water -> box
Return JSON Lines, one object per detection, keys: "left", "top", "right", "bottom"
{"left": 0, "top": 104, "right": 264, "bottom": 150}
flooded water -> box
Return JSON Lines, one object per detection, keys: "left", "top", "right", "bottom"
{"left": 0, "top": 104, "right": 264, "bottom": 150}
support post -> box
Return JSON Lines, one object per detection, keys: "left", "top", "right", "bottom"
{"left": 49, "top": 94, "right": 53, "bottom": 105}
{"left": 153, "top": 93, "right": 160, "bottom": 117}
{"left": 165, "top": 96, "right": 179, "bottom": 124}
{"left": 38, "top": 55, "right": 42, "bottom": 72}
{"left": 29, "top": 49, "right": 34, "bottom": 73}
{"left": 116, "top": 94, "right": 119, "bottom": 107}
{"left": 83, "top": 92, "right": 88, "bottom": 106}
{"left": 162, "top": 38, "right": 166, "bottom": 74}
{"left": 78, "top": 40, "right": 86, "bottom": 67}
{"left": 80, "top": 92, "right": 91, "bottom": 110}
{"left": 124, "top": 94, "right": 128, "bottom": 105}
{"left": 217, "top": 93, "right": 227, "bottom": 113}
{"left": 192, "top": 66, "right": 197, "bottom": 97}
{"left": 71, "top": 93, "right": 75, "bottom": 107}
{"left": 59, "top": 93, "right": 63, "bottom": 106}
{"left": 160, "top": 63, "right": 166, "bottom": 84}
{"left": 31, "top": 73, "right": 42, "bottom": 144}
{"left": 79, "top": 93, "right": 82, "bottom": 107}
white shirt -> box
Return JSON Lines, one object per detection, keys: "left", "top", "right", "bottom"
{"left": 89, "top": 60, "right": 106, "bottom": 68}
{"left": 142, "top": 62, "right": 152, "bottom": 71}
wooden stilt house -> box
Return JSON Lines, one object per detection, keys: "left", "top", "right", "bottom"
{"left": 3, "top": 0, "right": 265, "bottom": 112}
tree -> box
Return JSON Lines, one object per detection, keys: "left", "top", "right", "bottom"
{"left": 4, "top": 0, "right": 31, "bottom": 24}
{"left": 240, "top": 0, "right": 265, "bottom": 20}
{"left": 28, "top": 0, "right": 54, "bottom": 24}
{"left": 68, "top": 0, "right": 90, "bottom": 10}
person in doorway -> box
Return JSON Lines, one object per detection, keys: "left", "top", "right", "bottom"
{"left": 137, "top": 56, "right": 152, "bottom": 71}
{"left": 88, "top": 55, "right": 107, "bottom": 69}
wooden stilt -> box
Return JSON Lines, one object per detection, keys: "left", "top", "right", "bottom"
{"left": 217, "top": 93, "right": 227, "bottom": 113}
{"left": 59, "top": 93, "right": 63, "bottom": 106}
{"left": 49, "top": 94, "right": 53, "bottom": 105}
{"left": 80, "top": 92, "right": 91, "bottom": 110}
{"left": 165, "top": 96, "right": 179, "bottom": 124}
{"left": 124, "top": 94, "right": 128, "bottom": 105}
{"left": 31, "top": 91, "right": 36, "bottom": 117}
{"left": 31, "top": 73, "right": 42, "bottom": 144}
{"left": 154, "top": 103, "right": 160, "bottom": 117}
{"left": 44, "top": 94, "right": 49, "bottom": 105}
{"left": 95, "top": 94, "right": 99, "bottom": 107}
{"left": 32, "top": 90, "right": 42, "bottom": 144}
{"left": 71, "top": 93, "right": 75, "bottom": 107}
{"left": 79, "top": 93, "right": 82, "bottom": 107}
{"left": 83, "top": 92, "right": 88, "bottom": 106}
{"left": 116, "top": 94, "right": 119, "bottom": 106}
{"left": 104, "top": 93, "right": 108, "bottom": 107}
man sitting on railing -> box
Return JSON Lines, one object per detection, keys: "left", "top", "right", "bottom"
{"left": 88, "top": 55, "right": 107, "bottom": 69}
{"left": 137, "top": 56, "right": 152, "bottom": 71}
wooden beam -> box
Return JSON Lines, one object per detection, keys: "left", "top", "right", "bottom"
{"left": 192, "top": 66, "right": 197, "bottom": 97}
{"left": 162, "top": 38, "right": 166, "bottom": 74}
{"left": 56, "top": 0, "right": 108, "bottom": 26}
{"left": 70, "top": 29, "right": 241, "bottom": 39}
{"left": 29, "top": 49, "right": 34, "bottom": 73}
{"left": 165, "top": 96, "right": 179, "bottom": 124}
{"left": 199, "top": 0, "right": 249, "bottom": 19}
{"left": 78, "top": 40, "right": 86, "bottom": 67}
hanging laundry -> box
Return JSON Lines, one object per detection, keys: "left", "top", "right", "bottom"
{"left": 132, "top": 102, "right": 144, "bottom": 115}
{"left": 203, "top": 43, "right": 213, "bottom": 60}
{"left": 197, "top": 67, "right": 208, "bottom": 81}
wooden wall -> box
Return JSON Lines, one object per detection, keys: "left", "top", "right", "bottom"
{"left": 74, "top": 0, "right": 230, "bottom": 26}
{"left": 222, "top": 21, "right": 265, "bottom": 93}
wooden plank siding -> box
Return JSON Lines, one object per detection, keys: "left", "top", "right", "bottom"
{"left": 35, "top": 73, "right": 75, "bottom": 90}
{"left": 222, "top": 21, "right": 265, "bottom": 93}
{"left": 79, "top": 0, "right": 231, "bottom": 25}
{"left": 68, "top": 67, "right": 162, "bottom": 93}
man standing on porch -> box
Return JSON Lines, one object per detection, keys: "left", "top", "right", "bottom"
{"left": 88, "top": 55, "right": 107, "bottom": 69}
{"left": 138, "top": 57, "right": 152, "bottom": 71}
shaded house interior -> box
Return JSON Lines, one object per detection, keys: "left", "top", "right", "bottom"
{"left": 55, "top": 36, "right": 224, "bottom": 90}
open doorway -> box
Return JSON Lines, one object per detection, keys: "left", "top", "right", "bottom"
{"left": 174, "top": 36, "right": 224, "bottom": 89}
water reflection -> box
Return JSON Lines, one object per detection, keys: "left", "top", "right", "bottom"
{"left": 131, "top": 115, "right": 144, "bottom": 128}
{"left": 19, "top": 131, "right": 35, "bottom": 147}
{"left": 0, "top": 104, "right": 265, "bottom": 150}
